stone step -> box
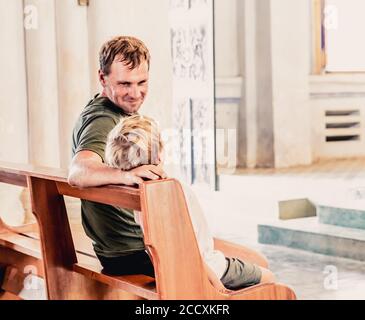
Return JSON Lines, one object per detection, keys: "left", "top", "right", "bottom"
{"left": 317, "top": 204, "right": 365, "bottom": 230}
{"left": 258, "top": 217, "right": 365, "bottom": 261}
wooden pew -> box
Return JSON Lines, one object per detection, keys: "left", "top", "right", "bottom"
{"left": 0, "top": 162, "right": 296, "bottom": 300}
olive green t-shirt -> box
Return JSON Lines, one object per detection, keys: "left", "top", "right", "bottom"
{"left": 71, "top": 94, "right": 145, "bottom": 258}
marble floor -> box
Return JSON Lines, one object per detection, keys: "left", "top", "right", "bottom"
{"left": 235, "top": 240, "right": 365, "bottom": 300}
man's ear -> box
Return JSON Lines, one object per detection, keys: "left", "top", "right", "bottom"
{"left": 98, "top": 70, "right": 107, "bottom": 87}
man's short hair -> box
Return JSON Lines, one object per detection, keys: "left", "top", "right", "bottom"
{"left": 99, "top": 36, "right": 151, "bottom": 75}
{"left": 105, "top": 114, "right": 163, "bottom": 171}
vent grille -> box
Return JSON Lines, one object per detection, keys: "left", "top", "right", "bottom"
{"left": 325, "top": 109, "right": 361, "bottom": 142}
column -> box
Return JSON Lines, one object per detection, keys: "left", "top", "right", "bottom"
{"left": 25, "top": 0, "right": 60, "bottom": 167}
{"left": 0, "top": 0, "right": 29, "bottom": 225}
{"left": 55, "top": 0, "right": 90, "bottom": 169}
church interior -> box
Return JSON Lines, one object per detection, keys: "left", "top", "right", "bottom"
{"left": 0, "top": 0, "right": 365, "bottom": 300}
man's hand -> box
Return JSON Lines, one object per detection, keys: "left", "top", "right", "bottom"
{"left": 125, "top": 164, "right": 167, "bottom": 186}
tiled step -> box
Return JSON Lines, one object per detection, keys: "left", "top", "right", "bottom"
{"left": 317, "top": 205, "right": 365, "bottom": 230}
{"left": 258, "top": 217, "right": 365, "bottom": 261}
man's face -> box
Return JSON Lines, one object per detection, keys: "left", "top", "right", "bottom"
{"left": 99, "top": 59, "right": 149, "bottom": 114}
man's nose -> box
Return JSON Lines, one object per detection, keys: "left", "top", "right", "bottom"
{"left": 128, "top": 86, "right": 142, "bottom": 99}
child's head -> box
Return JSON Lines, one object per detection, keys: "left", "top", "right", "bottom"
{"left": 105, "top": 114, "right": 163, "bottom": 170}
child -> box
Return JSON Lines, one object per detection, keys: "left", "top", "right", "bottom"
{"left": 105, "top": 114, "right": 275, "bottom": 290}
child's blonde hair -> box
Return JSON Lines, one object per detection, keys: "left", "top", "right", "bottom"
{"left": 105, "top": 114, "right": 163, "bottom": 170}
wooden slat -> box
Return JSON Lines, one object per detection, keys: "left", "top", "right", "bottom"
{"left": 0, "top": 161, "right": 142, "bottom": 210}
{"left": 0, "top": 171, "right": 27, "bottom": 187}
{"left": 0, "top": 233, "right": 41, "bottom": 259}
{"left": 57, "top": 181, "right": 141, "bottom": 211}
{"left": 0, "top": 161, "right": 68, "bottom": 183}
{"left": 73, "top": 262, "right": 158, "bottom": 300}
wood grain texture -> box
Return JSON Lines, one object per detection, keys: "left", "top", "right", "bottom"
{"left": 0, "top": 233, "right": 42, "bottom": 259}
{"left": 73, "top": 262, "right": 157, "bottom": 300}
{"left": 0, "top": 162, "right": 68, "bottom": 183}
{"left": 0, "top": 171, "right": 27, "bottom": 187}
{"left": 141, "top": 179, "right": 212, "bottom": 299}
{"left": 57, "top": 181, "right": 140, "bottom": 211}
{"left": 27, "top": 176, "right": 78, "bottom": 300}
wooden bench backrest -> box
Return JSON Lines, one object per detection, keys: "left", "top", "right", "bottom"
{"left": 141, "top": 180, "right": 216, "bottom": 299}
{"left": 0, "top": 162, "right": 214, "bottom": 299}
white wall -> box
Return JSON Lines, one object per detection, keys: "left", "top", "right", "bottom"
{"left": 0, "top": 0, "right": 29, "bottom": 225}
{"left": 325, "top": 0, "right": 365, "bottom": 72}
{"left": 214, "top": 0, "right": 239, "bottom": 78}
{"left": 219, "top": 0, "right": 313, "bottom": 168}
{"left": 270, "top": 0, "right": 312, "bottom": 167}
{"left": 0, "top": 0, "right": 28, "bottom": 163}
{"left": 55, "top": 0, "right": 90, "bottom": 169}
{"left": 25, "top": 0, "right": 60, "bottom": 167}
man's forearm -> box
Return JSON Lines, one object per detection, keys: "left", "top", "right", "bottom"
{"left": 68, "top": 161, "right": 125, "bottom": 188}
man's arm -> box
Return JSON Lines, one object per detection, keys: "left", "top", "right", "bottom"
{"left": 68, "top": 150, "right": 166, "bottom": 188}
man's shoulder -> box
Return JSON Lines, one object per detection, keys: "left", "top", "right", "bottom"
{"left": 76, "top": 96, "right": 126, "bottom": 129}
{"left": 71, "top": 96, "right": 123, "bottom": 154}
{"left": 81, "top": 96, "right": 121, "bottom": 119}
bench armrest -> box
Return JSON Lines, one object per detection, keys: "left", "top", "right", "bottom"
{"left": 213, "top": 238, "right": 269, "bottom": 268}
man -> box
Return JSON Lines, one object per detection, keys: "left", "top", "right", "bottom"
{"left": 68, "top": 36, "right": 166, "bottom": 276}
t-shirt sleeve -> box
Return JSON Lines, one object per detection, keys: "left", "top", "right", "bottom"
{"left": 74, "top": 115, "right": 117, "bottom": 163}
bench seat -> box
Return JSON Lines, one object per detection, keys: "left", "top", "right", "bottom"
{"left": 0, "top": 224, "right": 158, "bottom": 300}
